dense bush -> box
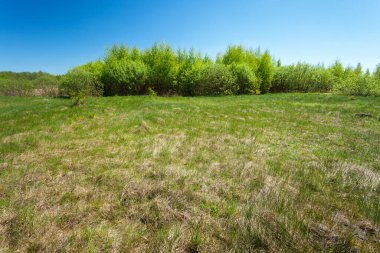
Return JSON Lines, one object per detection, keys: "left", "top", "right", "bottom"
{"left": 272, "top": 63, "right": 334, "bottom": 92}
{"left": 257, "top": 51, "right": 274, "bottom": 93}
{"left": 59, "top": 68, "right": 103, "bottom": 104}
{"left": 142, "top": 43, "right": 179, "bottom": 95}
{"left": 229, "top": 63, "right": 259, "bottom": 94}
{"left": 102, "top": 59, "right": 148, "bottom": 96}
{"left": 222, "top": 45, "right": 258, "bottom": 70}
{"left": 176, "top": 49, "right": 209, "bottom": 96}
{"left": 333, "top": 75, "right": 380, "bottom": 96}
{"left": 3, "top": 44, "right": 379, "bottom": 98}
{"left": 179, "top": 62, "right": 209, "bottom": 96}
{"left": 194, "top": 64, "right": 238, "bottom": 96}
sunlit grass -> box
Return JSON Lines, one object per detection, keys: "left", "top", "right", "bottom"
{"left": 0, "top": 93, "right": 379, "bottom": 252}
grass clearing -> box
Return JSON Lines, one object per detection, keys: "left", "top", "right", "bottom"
{"left": 0, "top": 93, "right": 380, "bottom": 252}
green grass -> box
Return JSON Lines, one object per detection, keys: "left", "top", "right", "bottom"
{"left": 0, "top": 93, "right": 379, "bottom": 252}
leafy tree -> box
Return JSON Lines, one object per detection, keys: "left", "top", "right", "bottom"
{"left": 142, "top": 43, "right": 178, "bottom": 95}
{"left": 374, "top": 64, "right": 380, "bottom": 81}
{"left": 354, "top": 63, "right": 363, "bottom": 76}
{"left": 330, "top": 60, "right": 344, "bottom": 80}
{"left": 257, "top": 51, "right": 274, "bottom": 93}
{"left": 222, "top": 45, "right": 247, "bottom": 65}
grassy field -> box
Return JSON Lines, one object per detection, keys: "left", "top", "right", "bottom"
{"left": 0, "top": 94, "right": 379, "bottom": 252}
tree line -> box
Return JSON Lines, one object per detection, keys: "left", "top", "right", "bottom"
{"left": 0, "top": 71, "right": 59, "bottom": 96}
{"left": 59, "top": 43, "right": 380, "bottom": 102}
{"left": 1, "top": 43, "right": 379, "bottom": 99}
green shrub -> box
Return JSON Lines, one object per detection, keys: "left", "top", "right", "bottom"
{"left": 59, "top": 68, "right": 102, "bottom": 105}
{"left": 176, "top": 49, "right": 204, "bottom": 96}
{"left": 80, "top": 60, "right": 104, "bottom": 81}
{"left": 257, "top": 51, "right": 274, "bottom": 93}
{"left": 74, "top": 61, "right": 104, "bottom": 96}
{"left": 222, "top": 45, "right": 258, "bottom": 70}
{"left": 272, "top": 64, "right": 334, "bottom": 92}
{"left": 142, "top": 43, "right": 178, "bottom": 95}
{"left": 147, "top": 87, "right": 157, "bottom": 96}
{"left": 195, "top": 64, "right": 237, "bottom": 96}
{"left": 102, "top": 59, "right": 148, "bottom": 96}
{"left": 330, "top": 60, "right": 344, "bottom": 81}
{"left": 222, "top": 45, "right": 248, "bottom": 65}
{"left": 333, "top": 75, "right": 380, "bottom": 96}
{"left": 180, "top": 62, "right": 207, "bottom": 96}
{"left": 230, "top": 63, "right": 259, "bottom": 94}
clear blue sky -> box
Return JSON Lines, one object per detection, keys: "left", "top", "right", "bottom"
{"left": 1, "top": 0, "right": 379, "bottom": 74}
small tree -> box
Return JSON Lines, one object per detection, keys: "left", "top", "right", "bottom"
{"left": 257, "top": 51, "right": 274, "bottom": 93}
{"left": 142, "top": 43, "right": 178, "bottom": 95}
{"left": 330, "top": 60, "right": 344, "bottom": 80}
{"left": 374, "top": 64, "right": 380, "bottom": 81}
{"left": 354, "top": 63, "right": 363, "bottom": 76}
{"left": 222, "top": 45, "right": 247, "bottom": 65}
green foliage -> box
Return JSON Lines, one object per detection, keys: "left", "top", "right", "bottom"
{"left": 333, "top": 75, "right": 380, "bottom": 96}
{"left": 142, "top": 43, "right": 178, "bottom": 95}
{"left": 354, "top": 63, "right": 363, "bottom": 76}
{"left": 330, "top": 60, "right": 344, "bottom": 81}
{"left": 176, "top": 49, "right": 210, "bottom": 96}
{"left": 272, "top": 63, "right": 334, "bottom": 92}
{"left": 257, "top": 51, "right": 274, "bottom": 93}
{"left": 195, "top": 64, "right": 238, "bottom": 96}
{"left": 80, "top": 60, "right": 104, "bottom": 76}
{"left": 180, "top": 61, "right": 207, "bottom": 96}
{"left": 220, "top": 46, "right": 260, "bottom": 94}
{"left": 374, "top": 65, "right": 380, "bottom": 81}
{"left": 3, "top": 43, "right": 371, "bottom": 99}
{"left": 221, "top": 46, "right": 258, "bottom": 72}
{"left": 60, "top": 68, "right": 102, "bottom": 105}
{"left": 147, "top": 87, "right": 157, "bottom": 96}
{"left": 102, "top": 59, "right": 148, "bottom": 96}
{"left": 229, "top": 63, "right": 259, "bottom": 94}
{"left": 0, "top": 71, "right": 59, "bottom": 96}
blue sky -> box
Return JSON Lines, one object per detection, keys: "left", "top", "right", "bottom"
{"left": 0, "top": 0, "right": 379, "bottom": 74}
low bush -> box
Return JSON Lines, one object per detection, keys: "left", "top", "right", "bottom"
{"left": 194, "top": 64, "right": 238, "bottom": 96}
{"left": 59, "top": 68, "right": 103, "bottom": 105}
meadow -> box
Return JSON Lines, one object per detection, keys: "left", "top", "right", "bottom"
{"left": 1, "top": 94, "right": 379, "bottom": 252}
